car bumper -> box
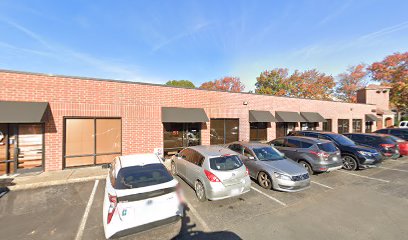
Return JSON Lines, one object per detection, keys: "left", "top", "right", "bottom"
{"left": 108, "top": 215, "right": 182, "bottom": 239}
{"left": 312, "top": 162, "right": 343, "bottom": 172}
{"left": 273, "top": 178, "right": 310, "bottom": 192}
{"left": 206, "top": 176, "right": 251, "bottom": 200}
{"left": 358, "top": 157, "right": 383, "bottom": 168}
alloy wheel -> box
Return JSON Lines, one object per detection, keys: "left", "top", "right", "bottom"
{"left": 300, "top": 161, "right": 313, "bottom": 175}
{"left": 342, "top": 156, "right": 357, "bottom": 171}
{"left": 195, "top": 182, "right": 206, "bottom": 201}
{"left": 258, "top": 172, "right": 272, "bottom": 189}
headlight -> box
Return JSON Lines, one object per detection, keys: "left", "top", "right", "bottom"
{"left": 358, "top": 151, "right": 373, "bottom": 157}
{"left": 274, "top": 172, "right": 292, "bottom": 181}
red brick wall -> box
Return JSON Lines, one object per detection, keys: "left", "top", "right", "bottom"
{"left": 0, "top": 70, "right": 376, "bottom": 171}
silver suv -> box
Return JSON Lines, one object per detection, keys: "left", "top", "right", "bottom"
{"left": 171, "top": 145, "right": 251, "bottom": 201}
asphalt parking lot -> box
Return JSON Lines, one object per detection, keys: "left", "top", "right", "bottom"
{"left": 1, "top": 158, "right": 408, "bottom": 240}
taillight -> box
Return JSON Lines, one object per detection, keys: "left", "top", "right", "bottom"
{"left": 107, "top": 194, "right": 117, "bottom": 224}
{"left": 176, "top": 183, "right": 185, "bottom": 203}
{"left": 204, "top": 169, "right": 221, "bottom": 182}
{"left": 380, "top": 144, "right": 395, "bottom": 149}
{"left": 245, "top": 167, "right": 249, "bottom": 176}
{"left": 309, "top": 151, "right": 329, "bottom": 158}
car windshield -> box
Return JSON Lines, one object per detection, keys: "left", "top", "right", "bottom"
{"left": 115, "top": 164, "right": 173, "bottom": 189}
{"left": 317, "top": 142, "right": 338, "bottom": 152}
{"left": 252, "top": 147, "right": 283, "bottom": 161}
{"left": 210, "top": 155, "right": 243, "bottom": 171}
{"left": 327, "top": 134, "right": 355, "bottom": 146}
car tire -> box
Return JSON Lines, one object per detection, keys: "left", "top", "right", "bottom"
{"left": 171, "top": 161, "right": 177, "bottom": 176}
{"left": 257, "top": 172, "right": 272, "bottom": 189}
{"left": 195, "top": 181, "right": 207, "bottom": 202}
{"left": 299, "top": 160, "right": 314, "bottom": 175}
{"left": 342, "top": 155, "right": 358, "bottom": 171}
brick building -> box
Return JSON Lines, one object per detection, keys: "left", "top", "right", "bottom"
{"left": 0, "top": 70, "right": 386, "bottom": 174}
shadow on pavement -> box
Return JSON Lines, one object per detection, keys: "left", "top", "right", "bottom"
{"left": 173, "top": 204, "right": 242, "bottom": 240}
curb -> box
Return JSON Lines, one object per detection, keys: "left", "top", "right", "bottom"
{"left": 8, "top": 175, "right": 106, "bottom": 191}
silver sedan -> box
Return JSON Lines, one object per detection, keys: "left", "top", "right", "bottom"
{"left": 226, "top": 142, "right": 310, "bottom": 192}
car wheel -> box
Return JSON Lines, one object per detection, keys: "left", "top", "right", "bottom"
{"left": 171, "top": 161, "right": 177, "bottom": 176}
{"left": 195, "top": 181, "right": 207, "bottom": 202}
{"left": 342, "top": 155, "right": 358, "bottom": 171}
{"left": 299, "top": 160, "right": 313, "bottom": 175}
{"left": 258, "top": 172, "right": 272, "bottom": 189}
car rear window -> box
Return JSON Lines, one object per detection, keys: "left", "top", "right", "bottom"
{"left": 210, "top": 155, "right": 243, "bottom": 171}
{"left": 317, "top": 142, "right": 337, "bottom": 152}
{"left": 115, "top": 164, "right": 173, "bottom": 189}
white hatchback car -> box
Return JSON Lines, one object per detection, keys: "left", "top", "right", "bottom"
{"left": 399, "top": 121, "right": 408, "bottom": 128}
{"left": 103, "top": 154, "right": 183, "bottom": 239}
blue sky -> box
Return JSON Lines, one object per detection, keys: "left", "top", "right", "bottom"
{"left": 0, "top": 0, "right": 407, "bottom": 90}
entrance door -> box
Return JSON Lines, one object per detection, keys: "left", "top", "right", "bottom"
{"left": 0, "top": 123, "right": 43, "bottom": 175}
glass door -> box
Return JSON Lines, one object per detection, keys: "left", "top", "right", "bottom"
{"left": 0, "top": 124, "right": 8, "bottom": 175}
{"left": 16, "top": 124, "right": 44, "bottom": 172}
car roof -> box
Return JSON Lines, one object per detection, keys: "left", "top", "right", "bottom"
{"left": 344, "top": 133, "right": 389, "bottom": 138}
{"left": 284, "top": 135, "right": 331, "bottom": 143}
{"left": 295, "top": 130, "right": 334, "bottom": 134}
{"left": 188, "top": 145, "right": 237, "bottom": 157}
{"left": 118, "top": 154, "right": 162, "bottom": 168}
{"left": 229, "top": 141, "right": 270, "bottom": 149}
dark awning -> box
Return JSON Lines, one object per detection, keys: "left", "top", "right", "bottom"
{"left": 300, "top": 112, "right": 326, "bottom": 123}
{"left": 0, "top": 101, "right": 48, "bottom": 123}
{"left": 365, "top": 114, "right": 379, "bottom": 122}
{"left": 249, "top": 110, "right": 276, "bottom": 122}
{"left": 162, "top": 107, "right": 209, "bottom": 123}
{"left": 275, "top": 111, "right": 306, "bottom": 122}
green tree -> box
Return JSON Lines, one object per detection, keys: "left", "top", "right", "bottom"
{"left": 255, "top": 68, "right": 290, "bottom": 96}
{"left": 165, "top": 80, "right": 196, "bottom": 88}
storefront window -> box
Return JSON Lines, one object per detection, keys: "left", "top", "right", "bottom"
{"left": 163, "top": 123, "right": 201, "bottom": 156}
{"left": 301, "top": 122, "right": 317, "bottom": 130}
{"left": 338, "top": 119, "right": 350, "bottom": 134}
{"left": 64, "top": 118, "right": 121, "bottom": 168}
{"left": 353, "top": 119, "right": 363, "bottom": 133}
{"left": 365, "top": 122, "right": 373, "bottom": 133}
{"left": 276, "top": 122, "right": 297, "bottom": 138}
{"left": 210, "top": 119, "right": 239, "bottom": 144}
{"left": 250, "top": 122, "right": 267, "bottom": 141}
{"left": 323, "top": 119, "right": 332, "bottom": 132}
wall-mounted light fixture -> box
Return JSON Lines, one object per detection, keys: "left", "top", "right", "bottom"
{"left": 243, "top": 101, "right": 248, "bottom": 105}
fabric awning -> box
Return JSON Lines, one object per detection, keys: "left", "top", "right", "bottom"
{"left": 249, "top": 110, "right": 276, "bottom": 122}
{"left": 275, "top": 111, "right": 306, "bottom": 122}
{"left": 162, "top": 107, "right": 209, "bottom": 123}
{"left": 365, "top": 114, "right": 379, "bottom": 122}
{"left": 300, "top": 112, "right": 326, "bottom": 123}
{"left": 0, "top": 101, "right": 48, "bottom": 123}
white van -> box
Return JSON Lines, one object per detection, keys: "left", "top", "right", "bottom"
{"left": 399, "top": 121, "right": 408, "bottom": 128}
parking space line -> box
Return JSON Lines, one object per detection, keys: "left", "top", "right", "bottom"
{"left": 379, "top": 166, "right": 408, "bottom": 173}
{"left": 251, "top": 187, "right": 287, "bottom": 206}
{"left": 311, "top": 180, "right": 334, "bottom": 189}
{"left": 184, "top": 199, "right": 211, "bottom": 232}
{"left": 75, "top": 180, "right": 99, "bottom": 240}
{"left": 337, "top": 170, "right": 390, "bottom": 183}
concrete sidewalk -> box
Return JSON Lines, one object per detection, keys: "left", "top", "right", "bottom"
{"left": 0, "top": 166, "right": 108, "bottom": 191}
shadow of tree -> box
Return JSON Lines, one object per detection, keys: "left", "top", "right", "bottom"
{"left": 172, "top": 204, "right": 242, "bottom": 240}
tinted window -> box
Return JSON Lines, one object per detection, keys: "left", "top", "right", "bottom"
{"left": 271, "top": 139, "right": 285, "bottom": 147}
{"left": 287, "top": 139, "right": 302, "bottom": 148}
{"left": 304, "top": 132, "right": 318, "bottom": 138}
{"left": 244, "top": 148, "right": 254, "bottom": 158}
{"left": 350, "top": 135, "right": 366, "bottom": 142}
{"left": 252, "top": 147, "right": 283, "bottom": 161}
{"left": 317, "top": 143, "right": 337, "bottom": 152}
{"left": 228, "top": 144, "right": 243, "bottom": 154}
{"left": 301, "top": 141, "right": 313, "bottom": 148}
{"left": 376, "top": 129, "right": 388, "bottom": 134}
{"left": 327, "top": 134, "right": 355, "bottom": 146}
{"left": 115, "top": 164, "right": 173, "bottom": 189}
{"left": 210, "top": 155, "right": 243, "bottom": 171}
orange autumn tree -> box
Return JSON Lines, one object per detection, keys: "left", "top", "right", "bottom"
{"left": 287, "top": 69, "right": 336, "bottom": 100}
{"left": 336, "top": 64, "right": 368, "bottom": 102}
{"left": 199, "top": 76, "right": 245, "bottom": 92}
{"left": 368, "top": 52, "right": 408, "bottom": 112}
{"left": 255, "top": 68, "right": 290, "bottom": 96}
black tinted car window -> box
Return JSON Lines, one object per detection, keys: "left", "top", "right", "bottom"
{"left": 301, "top": 141, "right": 313, "bottom": 148}
{"left": 271, "top": 139, "right": 285, "bottom": 147}
{"left": 228, "top": 144, "right": 242, "bottom": 154}
{"left": 317, "top": 142, "right": 338, "bottom": 152}
{"left": 210, "top": 155, "right": 243, "bottom": 171}
{"left": 318, "top": 134, "right": 331, "bottom": 140}
{"left": 304, "top": 132, "right": 318, "bottom": 138}
{"left": 115, "top": 164, "right": 173, "bottom": 189}
{"left": 287, "top": 139, "right": 302, "bottom": 148}
{"left": 351, "top": 135, "right": 366, "bottom": 142}
{"left": 328, "top": 134, "right": 355, "bottom": 146}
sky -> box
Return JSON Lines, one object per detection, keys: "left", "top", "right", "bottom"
{"left": 0, "top": 0, "right": 407, "bottom": 90}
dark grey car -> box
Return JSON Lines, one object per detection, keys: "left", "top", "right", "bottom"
{"left": 269, "top": 136, "right": 343, "bottom": 174}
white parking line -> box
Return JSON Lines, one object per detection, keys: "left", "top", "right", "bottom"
{"left": 75, "top": 180, "right": 99, "bottom": 240}
{"left": 184, "top": 199, "right": 211, "bottom": 232}
{"left": 311, "top": 181, "right": 334, "bottom": 189}
{"left": 379, "top": 166, "right": 408, "bottom": 173}
{"left": 337, "top": 170, "right": 390, "bottom": 183}
{"left": 251, "top": 187, "right": 287, "bottom": 206}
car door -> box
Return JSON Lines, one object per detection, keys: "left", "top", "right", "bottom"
{"left": 185, "top": 150, "right": 204, "bottom": 185}
{"left": 284, "top": 139, "right": 302, "bottom": 160}
{"left": 242, "top": 147, "right": 259, "bottom": 179}
{"left": 176, "top": 149, "right": 190, "bottom": 179}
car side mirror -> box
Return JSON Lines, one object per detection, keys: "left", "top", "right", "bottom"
{"left": 101, "top": 163, "right": 111, "bottom": 169}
